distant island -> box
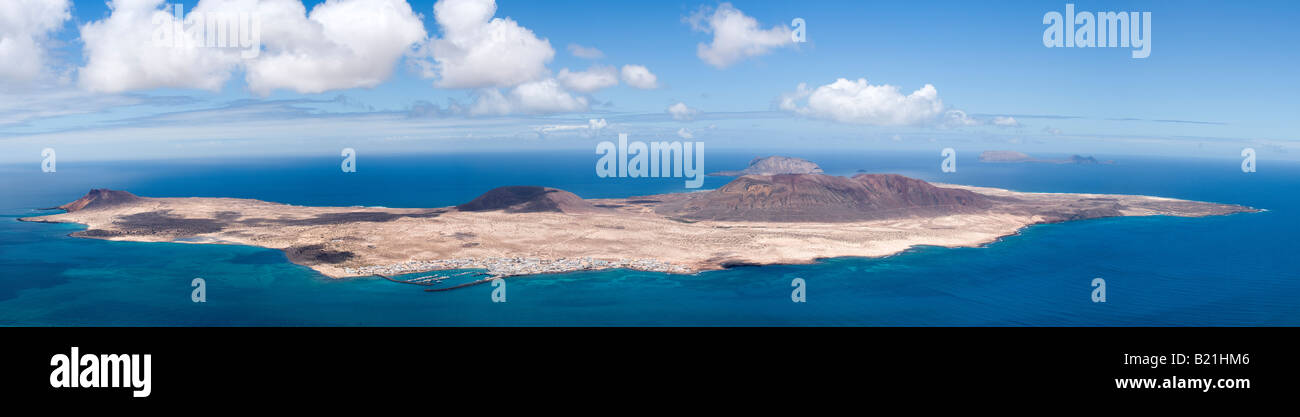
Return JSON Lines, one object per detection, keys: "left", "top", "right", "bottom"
{"left": 979, "top": 150, "right": 1114, "bottom": 165}
{"left": 21, "top": 158, "right": 1252, "bottom": 280}
{"left": 708, "top": 155, "right": 824, "bottom": 176}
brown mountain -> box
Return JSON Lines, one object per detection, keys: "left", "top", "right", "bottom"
{"left": 708, "top": 155, "right": 824, "bottom": 176}
{"left": 654, "top": 173, "right": 991, "bottom": 222}
{"left": 54, "top": 189, "right": 144, "bottom": 213}
{"left": 456, "top": 186, "right": 603, "bottom": 214}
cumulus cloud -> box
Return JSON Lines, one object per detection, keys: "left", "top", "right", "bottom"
{"left": 245, "top": 0, "right": 427, "bottom": 94}
{"left": 620, "top": 64, "right": 658, "bottom": 89}
{"left": 667, "top": 102, "right": 700, "bottom": 121}
{"left": 567, "top": 43, "right": 604, "bottom": 59}
{"left": 408, "top": 1, "right": 656, "bottom": 116}
{"left": 420, "top": 0, "right": 554, "bottom": 89}
{"left": 65, "top": 0, "right": 647, "bottom": 118}
{"left": 78, "top": 0, "right": 426, "bottom": 94}
{"left": 677, "top": 127, "right": 694, "bottom": 139}
{"left": 79, "top": 0, "right": 242, "bottom": 92}
{"left": 557, "top": 65, "right": 618, "bottom": 93}
{"left": 687, "top": 2, "right": 794, "bottom": 69}
{"left": 779, "top": 78, "right": 946, "bottom": 126}
{"left": 468, "top": 78, "right": 588, "bottom": 116}
{"left": 0, "top": 0, "right": 71, "bottom": 85}
{"left": 414, "top": 1, "right": 656, "bottom": 115}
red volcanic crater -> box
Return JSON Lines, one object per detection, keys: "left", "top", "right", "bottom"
{"left": 54, "top": 189, "right": 145, "bottom": 213}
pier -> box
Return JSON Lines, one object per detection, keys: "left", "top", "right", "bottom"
{"left": 424, "top": 277, "right": 500, "bottom": 292}
{"left": 374, "top": 272, "right": 491, "bottom": 288}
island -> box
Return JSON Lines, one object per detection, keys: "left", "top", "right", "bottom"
{"left": 19, "top": 162, "right": 1254, "bottom": 280}
{"left": 708, "top": 155, "right": 824, "bottom": 176}
{"left": 979, "top": 150, "right": 1115, "bottom": 165}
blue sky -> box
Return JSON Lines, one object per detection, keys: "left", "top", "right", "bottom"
{"left": 1, "top": 0, "right": 1297, "bottom": 163}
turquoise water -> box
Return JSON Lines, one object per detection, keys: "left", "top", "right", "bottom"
{"left": 0, "top": 151, "right": 1294, "bottom": 325}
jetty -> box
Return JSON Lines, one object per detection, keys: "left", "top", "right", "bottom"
{"left": 375, "top": 271, "right": 494, "bottom": 290}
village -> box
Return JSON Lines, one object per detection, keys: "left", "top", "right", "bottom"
{"left": 343, "top": 256, "right": 696, "bottom": 279}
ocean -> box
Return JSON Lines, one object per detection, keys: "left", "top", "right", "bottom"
{"left": 0, "top": 151, "right": 1294, "bottom": 325}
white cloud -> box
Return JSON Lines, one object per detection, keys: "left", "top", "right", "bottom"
{"left": 414, "top": 1, "right": 657, "bottom": 115}
{"left": 993, "top": 116, "right": 1020, "bottom": 127}
{"left": 780, "top": 78, "right": 946, "bottom": 126}
{"left": 567, "top": 43, "right": 604, "bottom": 59}
{"left": 667, "top": 102, "right": 699, "bottom": 121}
{"left": 0, "top": 105, "right": 592, "bottom": 163}
{"left": 78, "top": 0, "right": 426, "bottom": 94}
{"left": 536, "top": 118, "right": 606, "bottom": 136}
{"left": 245, "top": 0, "right": 427, "bottom": 95}
{"left": 79, "top": 0, "right": 242, "bottom": 92}
{"left": 410, "top": 1, "right": 655, "bottom": 116}
{"left": 687, "top": 2, "right": 793, "bottom": 69}
{"left": 941, "top": 112, "right": 1034, "bottom": 129}
{"left": 676, "top": 127, "right": 694, "bottom": 139}
{"left": 0, "top": 88, "right": 185, "bottom": 126}
{"left": 941, "top": 110, "right": 979, "bottom": 128}
{"left": 421, "top": 0, "right": 554, "bottom": 89}
{"left": 557, "top": 65, "right": 618, "bottom": 93}
{"left": 0, "top": 0, "right": 71, "bottom": 85}
{"left": 469, "top": 78, "right": 588, "bottom": 116}
{"left": 620, "top": 64, "right": 658, "bottom": 89}
{"left": 49, "top": 0, "right": 653, "bottom": 119}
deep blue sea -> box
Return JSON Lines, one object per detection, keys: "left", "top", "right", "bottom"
{"left": 0, "top": 151, "right": 1294, "bottom": 325}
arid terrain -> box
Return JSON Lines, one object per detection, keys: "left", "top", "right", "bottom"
{"left": 20, "top": 170, "right": 1255, "bottom": 279}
